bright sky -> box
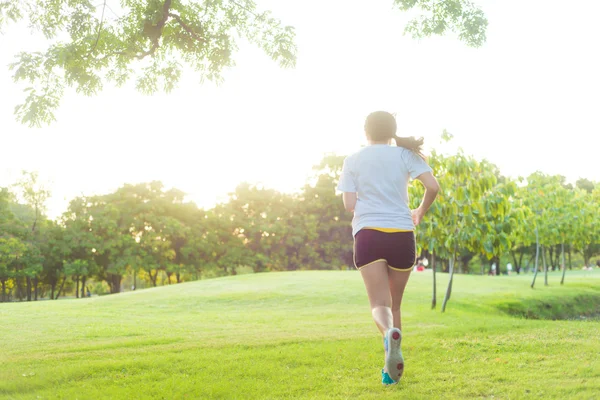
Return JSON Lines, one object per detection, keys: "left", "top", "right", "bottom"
{"left": 1, "top": 0, "right": 599, "bottom": 219}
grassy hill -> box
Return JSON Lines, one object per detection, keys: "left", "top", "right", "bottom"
{"left": 1, "top": 269, "right": 599, "bottom": 399}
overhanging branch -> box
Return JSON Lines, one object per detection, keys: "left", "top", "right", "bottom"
{"left": 168, "top": 12, "right": 206, "bottom": 43}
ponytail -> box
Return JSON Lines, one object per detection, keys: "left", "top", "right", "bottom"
{"left": 393, "top": 136, "right": 425, "bottom": 160}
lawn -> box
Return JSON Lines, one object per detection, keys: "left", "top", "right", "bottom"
{"left": 1, "top": 269, "right": 599, "bottom": 399}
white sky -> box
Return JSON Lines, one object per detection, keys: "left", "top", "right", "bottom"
{"left": 1, "top": 0, "right": 599, "bottom": 219}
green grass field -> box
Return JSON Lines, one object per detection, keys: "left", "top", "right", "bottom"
{"left": 1, "top": 269, "right": 599, "bottom": 399}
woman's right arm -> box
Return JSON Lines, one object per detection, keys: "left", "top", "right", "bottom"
{"left": 412, "top": 172, "right": 440, "bottom": 226}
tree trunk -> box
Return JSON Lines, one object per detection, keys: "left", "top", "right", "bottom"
{"left": 81, "top": 276, "right": 87, "bottom": 298}
{"left": 548, "top": 246, "right": 555, "bottom": 271}
{"left": 34, "top": 277, "right": 39, "bottom": 301}
{"left": 560, "top": 243, "right": 566, "bottom": 285}
{"left": 510, "top": 251, "right": 519, "bottom": 274}
{"left": 26, "top": 276, "right": 32, "bottom": 301}
{"left": 431, "top": 251, "right": 437, "bottom": 310}
{"left": 531, "top": 229, "right": 540, "bottom": 289}
{"left": 543, "top": 246, "right": 548, "bottom": 286}
{"left": 1, "top": 280, "right": 6, "bottom": 302}
{"left": 75, "top": 276, "right": 80, "bottom": 298}
{"left": 109, "top": 274, "right": 122, "bottom": 293}
{"left": 583, "top": 246, "right": 591, "bottom": 268}
{"left": 568, "top": 250, "right": 572, "bottom": 270}
{"left": 495, "top": 256, "right": 501, "bottom": 276}
{"left": 55, "top": 275, "right": 67, "bottom": 299}
{"left": 517, "top": 250, "right": 525, "bottom": 274}
{"left": 176, "top": 272, "right": 181, "bottom": 284}
{"left": 51, "top": 282, "right": 56, "bottom": 300}
{"left": 150, "top": 271, "right": 157, "bottom": 287}
{"left": 133, "top": 272, "right": 137, "bottom": 290}
{"left": 524, "top": 255, "right": 532, "bottom": 272}
{"left": 441, "top": 254, "right": 455, "bottom": 312}
{"left": 166, "top": 272, "right": 172, "bottom": 284}
{"left": 16, "top": 276, "right": 22, "bottom": 301}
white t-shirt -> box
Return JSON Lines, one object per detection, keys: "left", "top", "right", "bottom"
{"left": 337, "top": 144, "right": 432, "bottom": 236}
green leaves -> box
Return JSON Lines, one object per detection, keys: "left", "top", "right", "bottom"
{"left": 2, "top": 1, "right": 490, "bottom": 126}
{"left": 412, "top": 146, "right": 501, "bottom": 259}
{"left": 4, "top": 0, "right": 298, "bottom": 126}
{"left": 0, "top": 1, "right": 23, "bottom": 30}
{"left": 394, "top": 0, "right": 488, "bottom": 47}
{"left": 64, "top": 259, "right": 89, "bottom": 277}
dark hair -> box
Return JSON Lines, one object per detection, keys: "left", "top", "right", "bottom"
{"left": 364, "top": 111, "right": 425, "bottom": 159}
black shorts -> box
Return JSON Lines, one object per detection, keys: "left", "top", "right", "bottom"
{"left": 353, "top": 229, "right": 416, "bottom": 272}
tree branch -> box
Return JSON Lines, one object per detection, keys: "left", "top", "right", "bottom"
{"left": 91, "top": 0, "right": 107, "bottom": 52}
{"left": 138, "top": 0, "right": 173, "bottom": 59}
{"left": 168, "top": 12, "right": 206, "bottom": 43}
{"left": 94, "top": 2, "right": 120, "bottom": 18}
{"left": 229, "top": 0, "right": 259, "bottom": 18}
{"left": 136, "top": 43, "right": 159, "bottom": 59}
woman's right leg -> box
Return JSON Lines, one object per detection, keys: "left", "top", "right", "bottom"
{"left": 359, "top": 261, "right": 393, "bottom": 335}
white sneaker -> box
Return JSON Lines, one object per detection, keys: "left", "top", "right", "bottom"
{"left": 384, "top": 328, "right": 404, "bottom": 381}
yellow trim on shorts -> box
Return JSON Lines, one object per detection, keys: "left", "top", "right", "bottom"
{"left": 388, "top": 264, "right": 414, "bottom": 272}
{"left": 357, "top": 259, "right": 414, "bottom": 272}
{"left": 364, "top": 227, "right": 413, "bottom": 233}
{"left": 356, "top": 259, "right": 388, "bottom": 270}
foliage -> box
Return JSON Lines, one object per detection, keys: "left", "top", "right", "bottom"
{"left": 1, "top": 0, "right": 297, "bottom": 126}
{"left": 0, "top": 146, "right": 599, "bottom": 301}
{"left": 0, "top": 1, "right": 488, "bottom": 126}
{"left": 393, "top": 0, "right": 488, "bottom": 47}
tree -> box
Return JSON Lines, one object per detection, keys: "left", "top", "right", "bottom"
{"left": 221, "top": 183, "right": 292, "bottom": 273}
{"left": 575, "top": 178, "right": 595, "bottom": 193}
{"left": 180, "top": 211, "right": 215, "bottom": 280}
{"left": 0, "top": 188, "right": 12, "bottom": 225}
{"left": 438, "top": 152, "right": 496, "bottom": 311}
{"left": 411, "top": 143, "right": 497, "bottom": 312}
{"left": 579, "top": 187, "right": 600, "bottom": 267}
{"left": 9, "top": 171, "right": 51, "bottom": 300}
{"left": 125, "top": 182, "right": 202, "bottom": 285}
{"left": 1, "top": 1, "right": 488, "bottom": 127}
{"left": 394, "top": 0, "right": 488, "bottom": 47}
{"left": 477, "top": 173, "right": 517, "bottom": 277}
{"left": 409, "top": 148, "right": 440, "bottom": 308}
{"left": 76, "top": 194, "right": 136, "bottom": 293}
{"left": 530, "top": 227, "right": 540, "bottom": 289}
{"left": 39, "top": 222, "right": 69, "bottom": 299}
{"left": 62, "top": 200, "right": 98, "bottom": 297}
{"left": 303, "top": 154, "right": 353, "bottom": 270}
{"left": 200, "top": 203, "right": 252, "bottom": 276}
{"left": 545, "top": 184, "right": 578, "bottom": 285}
{"left": 508, "top": 184, "right": 534, "bottom": 274}
{"left": 0, "top": 0, "right": 296, "bottom": 126}
{"left": 0, "top": 236, "right": 27, "bottom": 302}
{"left": 524, "top": 173, "right": 578, "bottom": 287}
{"left": 12, "top": 171, "right": 51, "bottom": 235}
{"left": 64, "top": 259, "right": 89, "bottom": 298}
{"left": 18, "top": 242, "right": 44, "bottom": 301}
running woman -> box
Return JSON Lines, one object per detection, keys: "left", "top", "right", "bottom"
{"left": 337, "top": 111, "right": 440, "bottom": 385}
